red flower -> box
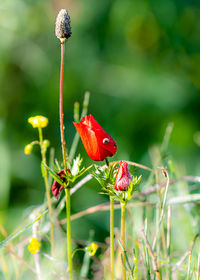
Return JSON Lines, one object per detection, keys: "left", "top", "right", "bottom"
{"left": 52, "top": 169, "right": 70, "bottom": 199}
{"left": 115, "top": 161, "right": 132, "bottom": 191}
{"left": 73, "top": 115, "right": 117, "bottom": 161}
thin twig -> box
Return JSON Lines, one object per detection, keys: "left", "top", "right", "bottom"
{"left": 134, "top": 176, "right": 200, "bottom": 199}
{"left": 59, "top": 201, "right": 153, "bottom": 224}
{"left": 167, "top": 194, "right": 200, "bottom": 205}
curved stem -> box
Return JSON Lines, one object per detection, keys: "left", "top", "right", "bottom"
{"left": 38, "top": 127, "right": 54, "bottom": 256}
{"left": 110, "top": 197, "right": 115, "bottom": 280}
{"left": 60, "top": 41, "right": 67, "bottom": 171}
{"left": 66, "top": 188, "right": 73, "bottom": 279}
{"left": 121, "top": 202, "right": 126, "bottom": 280}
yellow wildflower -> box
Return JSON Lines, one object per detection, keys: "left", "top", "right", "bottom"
{"left": 86, "top": 242, "right": 98, "bottom": 256}
{"left": 24, "top": 144, "right": 33, "bottom": 155}
{"left": 28, "top": 237, "right": 41, "bottom": 254}
{"left": 28, "top": 116, "right": 48, "bottom": 128}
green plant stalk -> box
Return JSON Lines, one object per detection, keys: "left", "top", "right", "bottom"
{"left": 167, "top": 206, "right": 171, "bottom": 280}
{"left": 59, "top": 40, "right": 73, "bottom": 279}
{"left": 197, "top": 247, "right": 200, "bottom": 280}
{"left": 38, "top": 127, "right": 54, "bottom": 256}
{"left": 110, "top": 197, "right": 115, "bottom": 280}
{"left": 66, "top": 188, "right": 73, "bottom": 280}
{"left": 121, "top": 202, "right": 126, "bottom": 280}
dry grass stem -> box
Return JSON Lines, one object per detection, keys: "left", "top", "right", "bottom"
{"left": 141, "top": 229, "right": 161, "bottom": 280}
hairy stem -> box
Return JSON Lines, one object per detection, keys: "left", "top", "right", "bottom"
{"left": 110, "top": 197, "right": 115, "bottom": 280}
{"left": 59, "top": 40, "right": 73, "bottom": 279}
{"left": 121, "top": 202, "right": 126, "bottom": 280}
{"left": 60, "top": 41, "right": 67, "bottom": 171}
{"left": 38, "top": 127, "right": 54, "bottom": 256}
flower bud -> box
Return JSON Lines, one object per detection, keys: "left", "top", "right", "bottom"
{"left": 55, "top": 9, "right": 72, "bottom": 41}
{"left": 24, "top": 144, "right": 33, "bottom": 155}
{"left": 52, "top": 169, "right": 71, "bottom": 199}
{"left": 52, "top": 170, "right": 65, "bottom": 199}
{"left": 115, "top": 161, "right": 132, "bottom": 191}
{"left": 43, "top": 139, "right": 50, "bottom": 149}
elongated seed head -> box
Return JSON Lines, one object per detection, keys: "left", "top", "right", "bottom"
{"left": 55, "top": 9, "right": 72, "bottom": 41}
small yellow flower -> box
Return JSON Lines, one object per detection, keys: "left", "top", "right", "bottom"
{"left": 28, "top": 116, "right": 48, "bottom": 128}
{"left": 24, "top": 144, "right": 33, "bottom": 155}
{"left": 86, "top": 242, "right": 98, "bottom": 256}
{"left": 28, "top": 237, "right": 41, "bottom": 254}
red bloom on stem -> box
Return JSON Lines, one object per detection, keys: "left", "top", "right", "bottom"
{"left": 115, "top": 161, "right": 132, "bottom": 191}
{"left": 52, "top": 169, "right": 70, "bottom": 199}
{"left": 73, "top": 115, "right": 117, "bottom": 161}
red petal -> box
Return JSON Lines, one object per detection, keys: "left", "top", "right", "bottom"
{"left": 74, "top": 115, "right": 117, "bottom": 161}
{"left": 73, "top": 122, "right": 101, "bottom": 160}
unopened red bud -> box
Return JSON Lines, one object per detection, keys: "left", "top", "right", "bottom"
{"left": 115, "top": 161, "right": 132, "bottom": 191}
{"left": 52, "top": 169, "right": 70, "bottom": 199}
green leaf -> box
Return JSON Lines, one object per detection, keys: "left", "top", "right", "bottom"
{"left": 0, "top": 210, "right": 47, "bottom": 249}
{"left": 41, "top": 161, "right": 47, "bottom": 177}
{"left": 43, "top": 163, "right": 65, "bottom": 186}
{"left": 121, "top": 253, "right": 128, "bottom": 272}
{"left": 126, "top": 175, "right": 142, "bottom": 202}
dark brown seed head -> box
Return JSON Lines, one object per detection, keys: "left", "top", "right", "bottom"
{"left": 55, "top": 9, "right": 72, "bottom": 41}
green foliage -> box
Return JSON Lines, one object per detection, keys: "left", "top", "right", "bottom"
{"left": 44, "top": 155, "right": 92, "bottom": 188}
{"left": 118, "top": 240, "right": 139, "bottom": 280}
{"left": 91, "top": 163, "right": 142, "bottom": 204}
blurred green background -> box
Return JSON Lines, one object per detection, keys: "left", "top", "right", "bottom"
{"left": 0, "top": 0, "right": 200, "bottom": 243}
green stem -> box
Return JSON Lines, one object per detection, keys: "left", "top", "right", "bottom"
{"left": 110, "top": 197, "right": 115, "bottom": 280}
{"left": 38, "top": 127, "right": 54, "bottom": 256}
{"left": 65, "top": 188, "right": 73, "bottom": 280}
{"left": 121, "top": 202, "right": 126, "bottom": 280}
{"left": 59, "top": 40, "right": 73, "bottom": 279}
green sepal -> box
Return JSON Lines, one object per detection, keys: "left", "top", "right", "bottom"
{"left": 43, "top": 163, "right": 66, "bottom": 186}
{"left": 126, "top": 175, "right": 142, "bottom": 202}
{"left": 44, "top": 155, "right": 93, "bottom": 189}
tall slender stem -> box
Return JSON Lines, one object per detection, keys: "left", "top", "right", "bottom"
{"left": 60, "top": 41, "right": 67, "bottom": 171}
{"left": 105, "top": 158, "right": 115, "bottom": 279}
{"left": 167, "top": 206, "right": 171, "bottom": 280}
{"left": 66, "top": 188, "right": 73, "bottom": 280}
{"left": 38, "top": 127, "right": 54, "bottom": 256}
{"left": 110, "top": 197, "right": 115, "bottom": 280}
{"left": 59, "top": 40, "right": 73, "bottom": 279}
{"left": 121, "top": 202, "right": 126, "bottom": 280}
